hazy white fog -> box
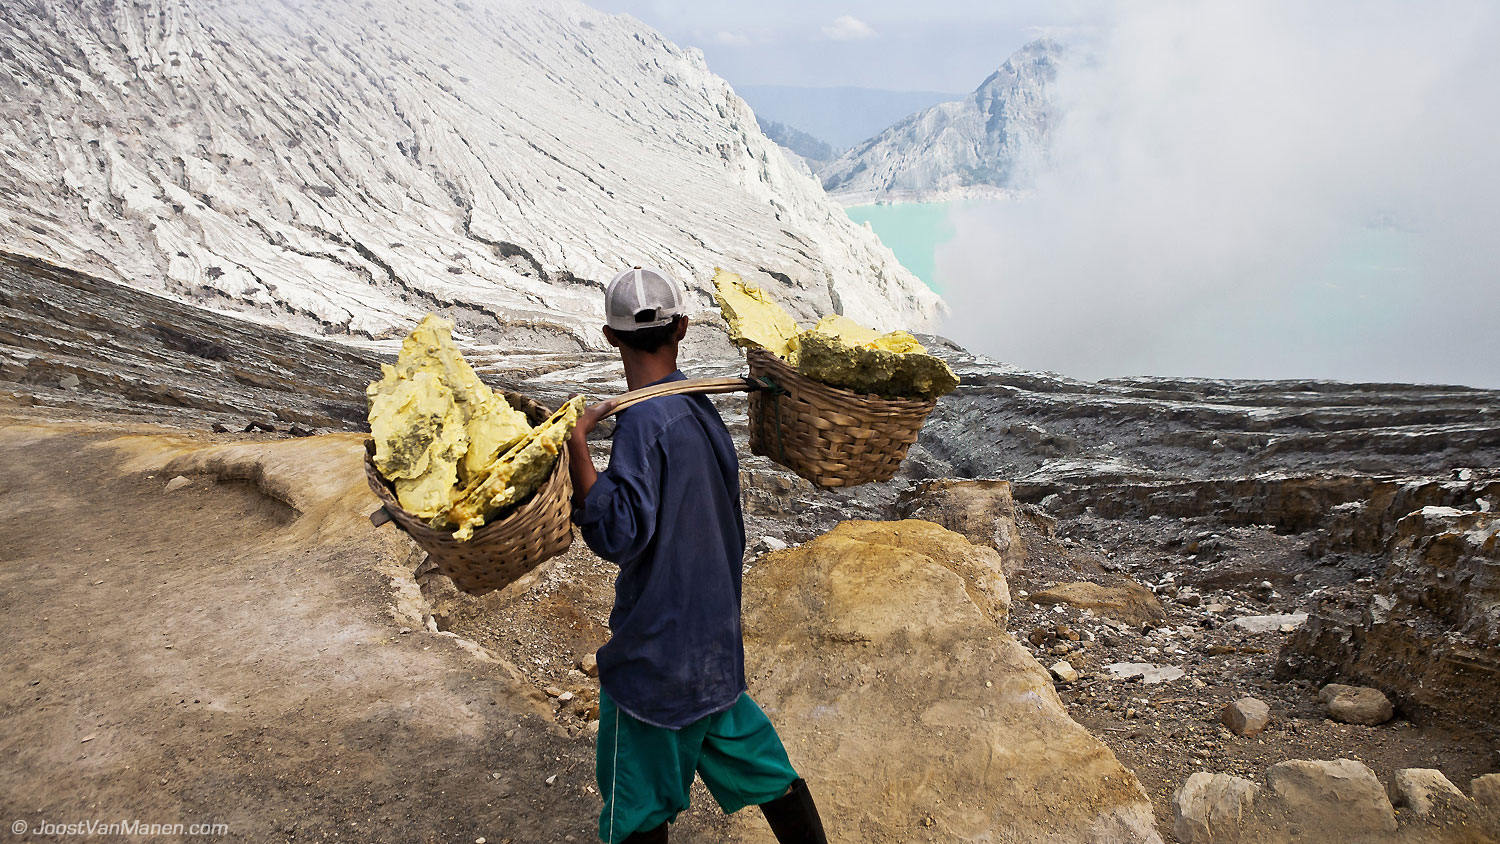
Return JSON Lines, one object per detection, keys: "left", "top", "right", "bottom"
{"left": 936, "top": 1, "right": 1500, "bottom": 387}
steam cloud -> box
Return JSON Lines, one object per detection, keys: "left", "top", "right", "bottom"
{"left": 936, "top": 1, "right": 1500, "bottom": 387}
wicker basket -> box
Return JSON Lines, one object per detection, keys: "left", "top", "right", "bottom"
{"left": 746, "top": 348, "right": 938, "bottom": 488}
{"left": 365, "top": 391, "right": 573, "bottom": 595}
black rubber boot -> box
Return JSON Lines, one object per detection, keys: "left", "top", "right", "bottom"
{"left": 759, "top": 778, "right": 828, "bottom": 844}
{"left": 620, "top": 821, "right": 668, "bottom": 843}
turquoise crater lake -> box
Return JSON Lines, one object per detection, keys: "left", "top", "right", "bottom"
{"left": 844, "top": 201, "right": 965, "bottom": 293}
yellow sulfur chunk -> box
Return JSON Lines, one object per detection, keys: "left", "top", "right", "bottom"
{"left": 712, "top": 270, "right": 957, "bottom": 399}
{"left": 461, "top": 395, "right": 534, "bottom": 484}
{"left": 442, "top": 395, "right": 585, "bottom": 541}
{"left": 369, "top": 370, "right": 468, "bottom": 519}
{"left": 712, "top": 268, "right": 801, "bottom": 359}
{"left": 367, "top": 314, "right": 532, "bottom": 519}
{"left": 792, "top": 330, "right": 959, "bottom": 400}
{"left": 809, "top": 314, "right": 927, "bottom": 356}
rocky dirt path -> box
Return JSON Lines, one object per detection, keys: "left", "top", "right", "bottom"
{"left": 0, "top": 417, "right": 606, "bottom": 843}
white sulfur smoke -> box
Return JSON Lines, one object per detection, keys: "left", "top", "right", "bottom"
{"left": 937, "top": 0, "right": 1500, "bottom": 387}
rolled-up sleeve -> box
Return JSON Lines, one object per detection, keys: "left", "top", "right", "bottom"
{"left": 574, "top": 416, "right": 663, "bottom": 565}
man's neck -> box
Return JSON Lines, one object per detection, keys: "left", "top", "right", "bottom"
{"left": 620, "top": 349, "right": 679, "bottom": 391}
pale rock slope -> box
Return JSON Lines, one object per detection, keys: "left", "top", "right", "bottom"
{"left": 0, "top": 0, "right": 939, "bottom": 346}
{"left": 820, "top": 39, "right": 1059, "bottom": 203}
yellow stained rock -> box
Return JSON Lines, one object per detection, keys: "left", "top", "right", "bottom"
{"left": 441, "top": 396, "right": 585, "bottom": 541}
{"left": 712, "top": 268, "right": 801, "bottom": 359}
{"left": 367, "top": 314, "right": 532, "bottom": 520}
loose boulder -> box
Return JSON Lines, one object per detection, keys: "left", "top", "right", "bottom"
{"left": 1263, "top": 759, "right": 1397, "bottom": 836}
{"left": 1030, "top": 581, "right": 1166, "bottom": 625}
{"left": 1220, "top": 698, "right": 1270, "bottom": 737}
{"left": 896, "top": 478, "right": 1028, "bottom": 575}
{"left": 1320, "top": 684, "right": 1394, "bottom": 726}
{"left": 736, "top": 519, "right": 1161, "bottom": 843}
{"left": 1389, "top": 768, "right": 1465, "bottom": 817}
{"left": 1473, "top": 774, "right": 1500, "bottom": 813}
{"left": 1173, "top": 772, "right": 1260, "bottom": 844}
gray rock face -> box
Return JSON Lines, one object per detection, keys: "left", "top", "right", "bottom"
{"left": 914, "top": 342, "right": 1500, "bottom": 490}
{"left": 1280, "top": 506, "right": 1500, "bottom": 725}
{"left": 0, "top": 253, "right": 380, "bottom": 430}
{"left": 0, "top": 0, "right": 937, "bottom": 344}
{"left": 819, "top": 40, "right": 1059, "bottom": 202}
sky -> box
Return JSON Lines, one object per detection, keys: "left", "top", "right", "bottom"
{"left": 587, "top": 0, "right": 1075, "bottom": 92}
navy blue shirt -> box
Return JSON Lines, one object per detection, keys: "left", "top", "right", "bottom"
{"left": 574, "top": 370, "right": 747, "bottom": 729}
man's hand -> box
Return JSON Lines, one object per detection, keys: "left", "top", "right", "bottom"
{"left": 574, "top": 396, "right": 618, "bottom": 440}
{"left": 567, "top": 395, "right": 615, "bottom": 502}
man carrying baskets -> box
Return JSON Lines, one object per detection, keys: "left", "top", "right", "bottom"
{"left": 567, "top": 267, "right": 828, "bottom": 844}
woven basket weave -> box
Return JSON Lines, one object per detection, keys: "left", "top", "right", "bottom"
{"left": 365, "top": 391, "right": 573, "bottom": 595}
{"left": 746, "top": 348, "right": 938, "bottom": 488}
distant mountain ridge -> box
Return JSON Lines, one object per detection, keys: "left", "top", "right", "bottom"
{"left": 761, "top": 121, "right": 834, "bottom": 167}
{"left": 819, "top": 40, "right": 1060, "bottom": 202}
{"left": 736, "top": 85, "right": 962, "bottom": 153}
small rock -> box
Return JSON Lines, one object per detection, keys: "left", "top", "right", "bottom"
{"left": 1389, "top": 768, "right": 1465, "bottom": 816}
{"left": 1220, "top": 697, "right": 1270, "bottom": 737}
{"left": 288, "top": 424, "right": 315, "bottom": 437}
{"left": 544, "top": 685, "right": 563, "bottom": 698}
{"left": 59, "top": 373, "right": 80, "bottom": 390}
{"left": 1049, "top": 660, "right": 1078, "bottom": 684}
{"left": 1320, "top": 684, "right": 1394, "bottom": 726}
{"left": 586, "top": 719, "right": 600, "bottom": 734}
{"left": 557, "top": 691, "right": 574, "bottom": 703}
{"left": 754, "top": 535, "right": 789, "bottom": 554}
{"left": 1106, "top": 662, "right": 1185, "bottom": 684}
{"left": 1203, "top": 602, "right": 1229, "bottom": 614}
{"left": 164, "top": 475, "right": 191, "bottom": 492}
{"left": 577, "top": 653, "right": 598, "bottom": 677}
{"left": 1205, "top": 644, "right": 1236, "bottom": 656}
{"left": 243, "top": 420, "right": 278, "bottom": 433}
{"left": 545, "top": 774, "right": 557, "bottom": 787}
{"left": 211, "top": 422, "right": 232, "bottom": 433}
{"left": 1230, "top": 613, "right": 1308, "bottom": 634}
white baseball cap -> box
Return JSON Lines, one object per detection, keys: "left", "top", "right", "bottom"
{"left": 604, "top": 265, "right": 685, "bottom": 331}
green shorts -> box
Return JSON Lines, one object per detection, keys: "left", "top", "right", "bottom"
{"left": 596, "top": 691, "right": 798, "bottom": 843}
